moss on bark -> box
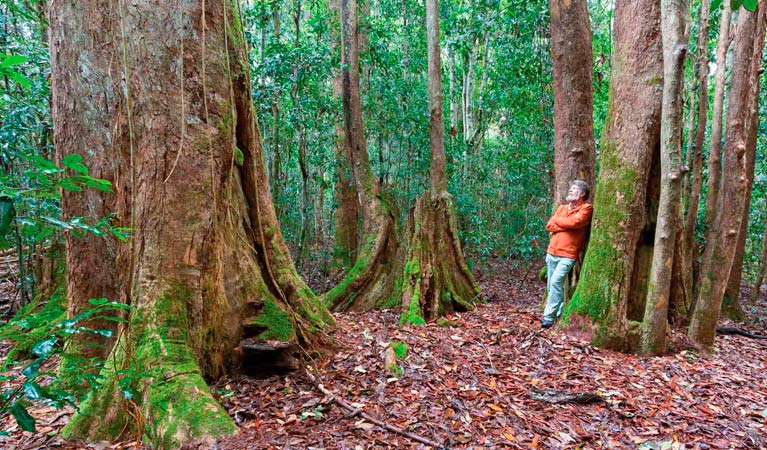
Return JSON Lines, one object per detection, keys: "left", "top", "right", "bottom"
{"left": 562, "top": 149, "right": 640, "bottom": 350}
{"left": 62, "top": 285, "right": 236, "bottom": 449}
{"left": 399, "top": 192, "right": 480, "bottom": 325}
{"left": 324, "top": 194, "right": 404, "bottom": 311}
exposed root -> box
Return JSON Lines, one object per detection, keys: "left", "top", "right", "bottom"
{"left": 400, "top": 192, "right": 480, "bottom": 324}
{"left": 324, "top": 194, "right": 404, "bottom": 311}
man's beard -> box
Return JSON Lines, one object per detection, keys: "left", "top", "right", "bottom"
{"left": 566, "top": 195, "right": 579, "bottom": 202}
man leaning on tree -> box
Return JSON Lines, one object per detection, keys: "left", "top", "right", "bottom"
{"left": 541, "top": 180, "right": 593, "bottom": 328}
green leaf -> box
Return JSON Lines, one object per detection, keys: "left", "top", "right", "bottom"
{"left": 22, "top": 382, "right": 46, "bottom": 401}
{"left": 0, "top": 197, "right": 15, "bottom": 235}
{"left": 84, "top": 177, "right": 112, "bottom": 192}
{"left": 31, "top": 156, "right": 62, "bottom": 174}
{"left": 743, "top": 0, "right": 757, "bottom": 10}
{"left": 88, "top": 297, "right": 109, "bottom": 306}
{"left": 41, "top": 216, "right": 73, "bottom": 230}
{"left": 0, "top": 54, "right": 27, "bottom": 68}
{"left": 711, "top": 0, "right": 724, "bottom": 10}
{"left": 62, "top": 154, "right": 89, "bottom": 174}
{"left": 10, "top": 402, "right": 36, "bottom": 432}
{"left": 8, "top": 71, "right": 31, "bottom": 89}
{"left": 92, "top": 329, "right": 113, "bottom": 337}
{"left": 730, "top": 0, "right": 744, "bottom": 9}
{"left": 31, "top": 337, "right": 57, "bottom": 358}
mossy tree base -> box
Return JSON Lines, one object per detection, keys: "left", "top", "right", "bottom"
{"left": 325, "top": 194, "right": 404, "bottom": 311}
{"left": 400, "top": 192, "right": 480, "bottom": 325}
{"left": 62, "top": 290, "right": 237, "bottom": 449}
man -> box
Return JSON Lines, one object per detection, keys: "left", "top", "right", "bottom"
{"left": 541, "top": 180, "right": 593, "bottom": 328}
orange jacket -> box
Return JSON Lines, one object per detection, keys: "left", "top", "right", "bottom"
{"left": 546, "top": 203, "right": 593, "bottom": 259}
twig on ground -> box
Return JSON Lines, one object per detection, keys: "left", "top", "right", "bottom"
{"left": 304, "top": 367, "right": 446, "bottom": 449}
{"left": 478, "top": 342, "right": 499, "bottom": 375}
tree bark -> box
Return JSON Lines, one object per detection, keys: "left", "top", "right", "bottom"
{"left": 549, "top": 0, "right": 596, "bottom": 204}
{"left": 51, "top": 0, "right": 333, "bottom": 446}
{"left": 292, "top": 0, "right": 312, "bottom": 266}
{"left": 702, "top": 1, "right": 732, "bottom": 240}
{"left": 681, "top": 0, "right": 711, "bottom": 318}
{"left": 400, "top": 0, "right": 480, "bottom": 324}
{"left": 449, "top": 50, "right": 459, "bottom": 139}
{"left": 562, "top": 0, "right": 662, "bottom": 351}
{"left": 325, "top": 0, "right": 403, "bottom": 311}
{"left": 723, "top": 6, "right": 767, "bottom": 317}
{"left": 690, "top": 5, "right": 761, "bottom": 350}
{"left": 640, "top": 0, "right": 689, "bottom": 355}
{"left": 750, "top": 219, "right": 767, "bottom": 305}
{"left": 330, "top": 0, "right": 360, "bottom": 269}
{"left": 270, "top": 2, "right": 283, "bottom": 220}
{"left": 50, "top": 0, "right": 125, "bottom": 366}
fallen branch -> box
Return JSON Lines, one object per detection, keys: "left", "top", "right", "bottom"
{"left": 530, "top": 388, "right": 605, "bottom": 404}
{"left": 304, "top": 368, "right": 445, "bottom": 449}
{"left": 716, "top": 327, "right": 767, "bottom": 340}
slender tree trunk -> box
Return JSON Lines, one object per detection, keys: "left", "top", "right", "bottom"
{"left": 750, "top": 220, "right": 767, "bottom": 305}
{"left": 292, "top": 0, "right": 311, "bottom": 266}
{"left": 563, "top": 0, "right": 663, "bottom": 350}
{"left": 330, "top": 0, "right": 360, "bottom": 269}
{"left": 690, "top": 5, "right": 762, "bottom": 350}
{"left": 641, "top": 0, "right": 689, "bottom": 355}
{"left": 298, "top": 128, "right": 311, "bottom": 265}
{"left": 51, "top": 1, "right": 333, "bottom": 446}
{"left": 549, "top": 0, "right": 596, "bottom": 204}
{"left": 449, "top": 50, "right": 458, "bottom": 139}
{"left": 702, "top": 1, "right": 732, "bottom": 239}
{"left": 682, "top": 0, "right": 711, "bottom": 318}
{"left": 270, "top": 3, "right": 283, "bottom": 219}
{"left": 723, "top": 7, "right": 767, "bottom": 317}
{"left": 325, "top": 0, "right": 403, "bottom": 311}
{"left": 315, "top": 177, "right": 326, "bottom": 248}
{"left": 400, "top": 0, "right": 480, "bottom": 324}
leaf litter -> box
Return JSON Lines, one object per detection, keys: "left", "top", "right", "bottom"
{"left": 0, "top": 259, "right": 765, "bottom": 449}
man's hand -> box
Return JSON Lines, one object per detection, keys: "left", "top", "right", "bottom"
{"left": 551, "top": 204, "right": 593, "bottom": 230}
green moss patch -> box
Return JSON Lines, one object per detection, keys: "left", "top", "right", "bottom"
{"left": 250, "top": 300, "right": 295, "bottom": 341}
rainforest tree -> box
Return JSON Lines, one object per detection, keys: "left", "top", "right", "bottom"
{"left": 50, "top": 0, "right": 333, "bottom": 446}
{"left": 399, "top": 0, "right": 481, "bottom": 325}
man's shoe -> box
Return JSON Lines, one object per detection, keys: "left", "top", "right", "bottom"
{"left": 541, "top": 320, "right": 554, "bottom": 329}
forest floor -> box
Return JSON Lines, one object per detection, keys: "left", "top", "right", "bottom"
{"left": 1, "top": 259, "right": 766, "bottom": 449}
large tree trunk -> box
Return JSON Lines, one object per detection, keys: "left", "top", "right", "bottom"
{"left": 562, "top": 0, "right": 662, "bottom": 350}
{"left": 640, "top": 0, "right": 689, "bottom": 355}
{"left": 325, "top": 0, "right": 403, "bottom": 311}
{"left": 330, "top": 0, "right": 360, "bottom": 269}
{"left": 549, "top": 0, "right": 596, "bottom": 204}
{"left": 681, "top": 0, "right": 711, "bottom": 318}
{"left": 400, "top": 0, "right": 480, "bottom": 324}
{"left": 690, "top": 4, "right": 763, "bottom": 350}
{"left": 51, "top": 0, "right": 333, "bottom": 447}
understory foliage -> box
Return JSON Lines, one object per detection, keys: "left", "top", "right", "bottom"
{"left": 250, "top": 0, "right": 767, "bottom": 291}
{"left": 249, "top": 0, "right": 568, "bottom": 267}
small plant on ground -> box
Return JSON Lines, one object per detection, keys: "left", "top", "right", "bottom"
{"left": 0, "top": 298, "right": 130, "bottom": 434}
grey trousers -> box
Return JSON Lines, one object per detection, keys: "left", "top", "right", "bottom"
{"left": 543, "top": 253, "right": 575, "bottom": 323}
